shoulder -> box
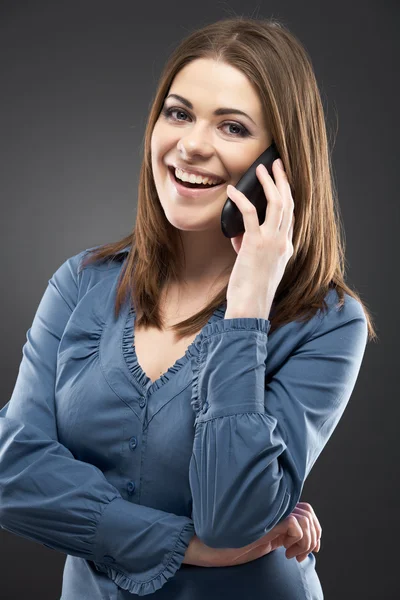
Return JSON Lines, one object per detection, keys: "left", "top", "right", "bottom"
{"left": 308, "top": 288, "right": 368, "bottom": 349}
{"left": 52, "top": 244, "right": 130, "bottom": 301}
{"left": 77, "top": 244, "right": 130, "bottom": 273}
{"left": 321, "top": 288, "right": 367, "bottom": 327}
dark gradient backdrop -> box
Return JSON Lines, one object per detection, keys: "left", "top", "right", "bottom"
{"left": 0, "top": 1, "right": 397, "bottom": 599}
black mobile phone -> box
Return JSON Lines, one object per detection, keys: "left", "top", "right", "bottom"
{"left": 220, "top": 141, "right": 280, "bottom": 238}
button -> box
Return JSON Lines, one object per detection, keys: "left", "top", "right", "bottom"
{"left": 127, "top": 480, "right": 135, "bottom": 494}
{"left": 103, "top": 555, "right": 115, "bottom": 563}
{"left": 129, "top": 436, "right": 137, "bottom": 450}
{"left": 202, "top": 401, "right": 209, "bottom": 413}
{"left": 139, "top": 396, "right": 146, "bottom": 408}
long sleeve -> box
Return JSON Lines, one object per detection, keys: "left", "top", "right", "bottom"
{"left": 0, "top": 253, "right": 195, "bottom": 597}
{"left": 188, "top": 294, "right": 368, "bottom": 549}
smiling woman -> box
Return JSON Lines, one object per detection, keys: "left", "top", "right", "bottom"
{"left": 0, "top": 14, "right": 375, "bottom": 600}
{"left": 79, "top": 16, "right": 376, "bottom": 344}
{"left": 148, "top": 56, "right": 273, "bottom": 292}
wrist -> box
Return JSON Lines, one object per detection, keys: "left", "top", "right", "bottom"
{"left": 225, "top": 309, "right": 272, "bottom": 320}
{"left": 182, "top": 534, "right": 197, "bottom": 565}
{"left": 225, "top": 299, "right": 273, "bottom": 321}
{"left": 224, "top": 306, "right": 260, "bottom": 319}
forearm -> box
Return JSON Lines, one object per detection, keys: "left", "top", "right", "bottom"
{"left": 0, "top": 415, "right": 195, "bottom": 595}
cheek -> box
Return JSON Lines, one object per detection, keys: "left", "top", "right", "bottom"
{"left": 152, "top": 120, "right": 175, "bottom": 146}
{"left": 151, "top": 131, "right": 174, "bottom": 169}
{"left": 150, "top": 123, "right": 165, "bottom": 158}
{"left": 225, "top": 145, "right": 265, "bottom": 181}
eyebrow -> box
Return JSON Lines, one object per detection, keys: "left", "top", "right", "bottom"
{"left": 165, "top": 94, "right": 257, "bottom": 126}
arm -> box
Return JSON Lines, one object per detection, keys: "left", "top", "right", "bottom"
{"left": 188, "top": 293, "right": 368, "bottom": 549}
{"left": 0, "top": 252, "right": 194, "bottom": 596}
{"left": 183, "top": 500, "right": 321, "bottom": 566}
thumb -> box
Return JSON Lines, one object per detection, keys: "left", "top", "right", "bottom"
{"left": 286, "top": 515, "right": 303, "bottom": 540}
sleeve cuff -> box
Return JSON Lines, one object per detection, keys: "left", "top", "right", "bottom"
{"left": 92, "top": 497, "right": 195, "bottom": 596}
{"left": 188, "top": 317, "right": 270, "bottom": 421}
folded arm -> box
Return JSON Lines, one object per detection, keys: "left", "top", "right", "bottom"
{"left": 0, "top": 253, "right": 194, "bottom": 596}
{"left": 189, "top": 297, "right": 368, "bottom": 549}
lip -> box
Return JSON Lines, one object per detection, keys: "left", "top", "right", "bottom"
{"left": 171, "top": 163, "right": 225, "bottom": 181}
{"left": 167, "top": 165, "right": 227, "bottom": 199}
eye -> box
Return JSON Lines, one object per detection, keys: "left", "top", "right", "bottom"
{"left": 161, "top": 106, "right": 250, "bottom": 138}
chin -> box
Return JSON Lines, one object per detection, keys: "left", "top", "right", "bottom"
{"left": 162, "top": 204, "right": 222, "bottom": 232}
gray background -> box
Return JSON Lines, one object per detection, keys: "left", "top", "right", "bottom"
{"left": 0, "top": 1, "right": 397, "bottom": 598}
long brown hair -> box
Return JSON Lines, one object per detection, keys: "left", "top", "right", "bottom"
{"left": 81, "top": 16, "right": 378, "bottom": 343}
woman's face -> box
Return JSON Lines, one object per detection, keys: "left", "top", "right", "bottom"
{"left": 150, "top": 58, "right": 272, "bottom": 231}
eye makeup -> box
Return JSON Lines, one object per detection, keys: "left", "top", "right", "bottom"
{"left": 161, "top": 105, "right": 251, "bottom": 138}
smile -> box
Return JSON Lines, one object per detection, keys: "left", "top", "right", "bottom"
{"left": 167, "top": 166, "right": 227, "bottom": 199}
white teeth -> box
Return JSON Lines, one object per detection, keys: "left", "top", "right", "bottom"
{"left": 174, "top": 167, "right": 222, "bottom": 186}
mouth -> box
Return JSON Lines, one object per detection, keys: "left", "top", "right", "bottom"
{"left": 167, "top": 166, "right": 227, "bottom": 199}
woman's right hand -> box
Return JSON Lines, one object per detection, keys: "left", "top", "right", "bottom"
{"left": 183, "top": 502, "right": 321, "bottom": 567}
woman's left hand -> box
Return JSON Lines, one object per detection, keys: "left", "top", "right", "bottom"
{"left": 278, "top": 502, "right": 322, "bottom": 562}
{"left": 225, "top": 158, "right": 295, "bottom": 320}
{"left": 231, "top": 501, "right": 322, "bottom": 565}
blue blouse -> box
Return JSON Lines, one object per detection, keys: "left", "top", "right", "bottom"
{"left": 0, "top": 245, "right": 368, "bottom": 598}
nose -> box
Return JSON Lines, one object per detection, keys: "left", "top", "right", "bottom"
{"left": 177, "top": 120, "right": 215, "bottom": 156}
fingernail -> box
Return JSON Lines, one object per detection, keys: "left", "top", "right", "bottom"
{"left": 276, "top": 158, "right": 284, "bottom": 169}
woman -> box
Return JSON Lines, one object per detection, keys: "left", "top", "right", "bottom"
{"left": 0, "top": 16, "right": 375, "bottom": 599}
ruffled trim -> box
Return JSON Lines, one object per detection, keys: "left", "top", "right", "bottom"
{"left": 94, "top": 521, "right": 195, "bottom": 596}
{"left": 57, "top": 281, "right": 108, "bottom": 366}
{"left": 122, "top": 304, "right": 227, "bottom": 394}
{"left": 187, "top": 316, "right": 271, "bottom": 418}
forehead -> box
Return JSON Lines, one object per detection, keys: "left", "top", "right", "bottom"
{"left": 169, "top": 58, "right": 264, "bottom": 119}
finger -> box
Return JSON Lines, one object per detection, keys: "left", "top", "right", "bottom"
{"left": 287, "top": 514, "right": 303, "bottom": 541}
{"left": 227, "top": 184, "right": 262, "bottom": 237}
{"left": 279, "top": 197, "right": 294, "bottom": 236}
{"left": 255, "top": 163, "right": 284, "bottom": 234}
{"left": 291, "top": 509, "right": 315, "bottom": 553}
{"left": 272, "top": 158, "right": 292, "bottom": 199}
{"left": 296, "top": 503, "right": 322, "bottom": 547}
{"left": 285, "top": 515, "right": 311, "bottom": 558}
{"left": 282, "top": 515, "right": 303, "bottom": 552}
{"left": 296, "top": 535, "right": 321, "bottom": 562}
{"left": 291, "top": 517, "right": 321, "bottom": 560}
{"left": 271, "top": 159, "right": 294, "bottom": 236}
{"left": 293, "top": 504, "right": 319, "bottom": 548}
{"left": 288, "top": 213, "right": 295, "bottom": 241}
{"left": 296, "top": 551, "right": 312, "bottom": 563}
